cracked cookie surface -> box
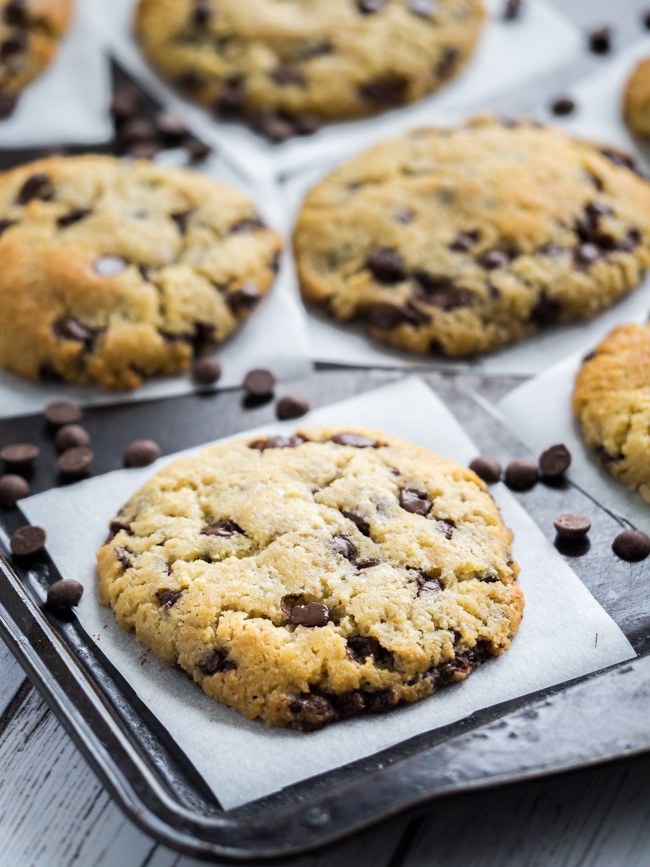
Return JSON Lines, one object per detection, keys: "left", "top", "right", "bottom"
{"left": 573, "top": 323, "right": 650, "bottom": 505}
{"left": 134, "top": 0, "right": 485, "bottom": 139}
{"left": 294, "top": 116, "right": 650, "bottom": 358}
{"left": 97, "top": 427, "right": 524, "bottom": 730}
{"left": 0, "top": 154, "right": 281, "bottom": 389}
{"left": 0, "top": 0, "right": 73, "bottom": 116}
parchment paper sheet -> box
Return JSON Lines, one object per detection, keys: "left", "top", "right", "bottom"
{"left": 94, "top": 0, "right": 580, "bottom": 185}
{"left": 0, "top": 150, "right": 311, "bottom": 419}
{"left": 21, "top": 377, "right": 634, "bottom": 810}
{"left": 0, "top": 0, "right": 111, "bottom": 148}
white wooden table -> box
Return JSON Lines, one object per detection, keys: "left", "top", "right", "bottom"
{"left": 2, "top": 1, "right": 650, "bottom": 864}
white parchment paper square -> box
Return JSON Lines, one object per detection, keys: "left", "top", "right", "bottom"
{"left": 497, "top": 340, "right": 650, "bottom": 537}
{"left": 94, "top": 0, "right": 580, "bottom": 185}
{"left": 0, "top": 150, "right": 311, "bottom": 419}
{"left": 0, "top": 0, "right": 111, "bottom": 148}
{"left": 21, "top": 377, "right": 634, "bottom": 810}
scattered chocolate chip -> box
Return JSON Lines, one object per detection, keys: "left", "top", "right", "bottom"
{"left": 365, "top": 247, "right": 406, "bottom": 284}
{"left": 551, "top": 95, "right": 576, "bottom": 116}
{"left": 155, "top": 588, "right": 183, "bottom": 609}
{"left": 47, "top": 579, "right": 84, "bottom": 610}
{"left": 115, "top": 546, "right": 132, "bottom": 569}
{"left": 156, "top": 110, "right": 188, "bottom": 140}
{"left": 251, "top": 110, "right": 294, "bottom": 143}
{"left": 171, "top": 210, "right": 192, "bottom": 234}
{"left": 198, "top": 649, "right": 236, "bottom": 675}
{"left": 331, "top": 432, "right": 379, "bottom": 448}
{"left": 228, "top": 285, "right": 262, "bottom": 313}
{"left": 469, "top": 456, "right": 502, "bottom": 484}
{"left": 414, "top": 273, "right": 472, "bottom": 310}
{"left": 276, "top": 394, "right": 310, "bottom": 420}
{"left": 16, "top": 173, "right": 53, "bottom": 205}
{"left": 230, "top": 217, "right": 265, "bottom": 234}
{"left": 55, "top": 424, "right": 90, "bottom": 452}
{"left": 44, "top": 400, "right": 82, "bottom": 426}
{"left": 612, "top": 529, "right": 650, "bottom": 562}
{"left": 357, "top": 0, "right": 386, "bottom": 13}
{"left": 56, "top": 207, "right": 92, "bottom": 229}
{"left": 118, "top": 117, "right": 156, "bottom": 144}
{"left": 93, "top": 255, "right": 127, "bottom": 277}
{"left": 417, "top": 572, "right": 443, "bottom": 595}
{"left": 243, "top": 367, "right": 275, "bottom": 398}
{"left": 357, "top": 559, "right": 380, "bottom": 570}
{"left": 530, "top": 294, "right": 562, "bottom": 325}
{"left": 346, "top": 636, "right": 392, "bottom": 666}
{"left": 58, "top": 446, "right": 93, "bottom": 477}
{"left": 477, "top": 248, "right": 512, "bottom": 270}
{"left": 53, "top": 317, "right": 99, "bottom": 346}
{"left": 367, "top": 303, "right": 411, "bottom": 330}
{"left": 0, "top": 93, "right": 17, "bottom": 119}
{"left": 342, "top": 510, "right": 371, "bottom": 537}
{"left": 573, "top": 242, "right": 601, "bottom": 269}
{"left": 186, "top": 139, "right": 213, "bottom": 164}
{"left": 359, "top": 74, "right": 409, "bottom": 104}
{"left": 399, "top": 487, "right": 432, "bottom": 516}
{"left": 10, "top": 524, "right": 46, "bottom": 557}
{"left": 124, "top": 439, "right": 161, "bottom": 467}
{"left": 554, "top": 513, "right": 591, "bottom": 540}
{"left": 538, "top": 242, "right": 564, "bottom": 257}
{"left": 0, "top": 474, "right": 29, "bottom": 507}
{"left": 332, "top": 535, "right": 357, "bottom": 561}
{"left": 192, "top": 356, "right": 222, "bottom": 386}
{"left": 394, "top": 207, "right": 415, "bottom": 224}
{"left": 0, "top": 442, "right": 39, "bottom": 470}
{"left": 294, "top": 114, "right": 322, "bottom": 136}
{"left": 203, "top": 520, "right": 243, "bottom": 537}
{"left": 450, "top": 230, "right": 480, "bottom": 252}
{"left": 504, "top": 459, "right": 538, "bottom": 491}
{"left": 539, "top": 443, "right": 571, "bottom": 480}
{"left": 249, "top": 435, "right": 306, "bottom": 450}
{"left": 437, "top": 519, "right": 455, "bottom": 539}
{"left": 588, "top": 25, "right": 613, "bottom": 55}
{"left": 503, "top": 0, "right": 523, "bottom": 19}
{"left": 214, "top": 77, "right": 245, "bottom": 117}
{"left": 110, "top": 85, "right": 140, "bottom": 122}
{"left": 290, "top": 602, "right": 330, "bottom": 627}
{"left": 270, "top": 65, "right": 305, "bottom": 86}
{"left": 127, "top": 141, "right": 161, "bottom": 161}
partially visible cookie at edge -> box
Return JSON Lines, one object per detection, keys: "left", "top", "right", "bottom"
{"left": 97, "top": 426, "right": 524, "bottom": 731}
{"left": 623, "top": 56, "right": 650, "bottom": 137}
{"left": 573, "top": 323, "right": 650, "bottom": 504}
{"left": 0, "top": 154, "right": 282, "bottom": 389}
{"left": 294, "top": 115, "right": 650, "bottom": 358}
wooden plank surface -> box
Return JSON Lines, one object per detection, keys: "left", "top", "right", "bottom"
{"left": 3, "top": 0, "right": 650, "bottom": 865}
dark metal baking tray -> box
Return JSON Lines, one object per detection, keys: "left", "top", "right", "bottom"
{"left": 0, "top": 369, "right": 648, "bottom": 862}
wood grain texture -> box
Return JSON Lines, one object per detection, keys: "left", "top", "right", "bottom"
{"left": 3, "top": 0, "right": 650, "bottom": 864}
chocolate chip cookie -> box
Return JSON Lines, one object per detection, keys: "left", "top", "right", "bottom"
{"left": 134, "top": 0, "right": 485, "bottom": 140}
{"left": 0, "top": 0, "right": 73, "bottom": 118}
{"left": 294, "top": 116, "right": 650, "bottom": 358}
{"left": 0, "top": 155, "right": 281, "bottom": 389}
{"left": 573, "top": 323, "right": 650, "bottom": 505}
{"left": 623, "top": 56, "right": 650, "bottom": 137}
{"left": 97, "top": 427, "right": 524, "bottom": 731}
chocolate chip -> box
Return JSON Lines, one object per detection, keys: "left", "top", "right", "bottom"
{"left": 4, "top": 0, "right": 27, "bottom": 26}
{"left": 44, "top": 400, "right": 82, "bottom": 426}
{"left": 438, "top": 519, "right": 455, "bottom": 539}
{"left": 214, "top": 77, "right": 245, "bottom": 117}
{"left": 55, "top": 424, "right": 90, "bottom": 452}
{"left": 53, "top": 317, "right": 98, "bottom": 346}
{"left": 203, "top": 520, "right": 243, "bottom": 537}
{"left": 115, "top": 547, "right": 132, "bottom": 569}
{"left": 612, "top": 529, "right": 650, "bottom": 562}
{"left": 598, "top": 146, "right": 636, "bottom": 171}
{"left": 399, "top": 487, "right": 432, "bottom": 516}
{"left": 171, "top": 210, "right": 192, "bottom": 234}
{"left": 230, "top": 217, "right": 264, "bottom": 234}
{"left": 198, "top": 650, "right": 236, "bottom": 675}
{"left": 290, "top": 602, "right": 330, "bottom": 627}
{"left": 0, "top": 443, "right": 39, "bottom": 470}
{"left": 118, "top": 118, "right": 156, "bottom": 144}
{"left": 155, "top": 588, "right": 183, "bottom": 609}
{"left": 126, "top": 141, "right": 161, "bottom": 161}
{"left": 365, "top": 247, "right": 406, "bottom": 284}
{"left": 0, "top": 474, "right": 29, "bottom": 507}
{"left": 249, "top": 435, "right": 306, "bottom": 450}
{"left": 530, "top": 294, "right": 561, "bottom": 325}
{"left": 110, "top": 85, "right": 141, "bottom": 122}
{"left": 58, "top": 446, "right": 93, "bottom": 477}
{"left": 155, "top": 110, "right": 188, "bottom": 140}
{"left": 450, "top": 230, "right": 480, "bottom": 252}
{"left": 47, "top": 579, "right": 84, "bottom": 610}
{"left": 0, "top": 93, "right": 17, "bottom": 119}
{"left": 356, "top": 559, "right": 380, "bottom": 570}
{"left": 409, "top": 0, "right": 437, "bottom": 15}
{"left": 573, "top": 243, "right": 601, "bottom": 269}
{"left": 331, "top": 432, "right": 379, "bottom": 448}
{"left": 539, "top": 443, "right": 571, "bottom": 479}
{"left": 554, "top": 513, "right": 591, "bottom": 540}
{"left": 504, "top": 459, "right": 538, "bottom": 491}
{"left": 56, "top": 207, "right": 92, "bottom": 229}
{"left": 503, "top": 0, "right": 523, "bottom": 19}
{"left": 10, "top": 524, "right": 46, "bottom": 557}
{"left": 192, "top": 0, "right": 212, "bottom": 25}
{"left": 359, "top": 75, "right": 409, "bottom": 104}
{"left": 243, "top": 367, "right": 275, "bottom": 397}
{"left": 186, "top": 139, "right": 213, "bottom": 164}
{"left": 270, "top": 65, "right": 305, "bottom": 86}
{"left": 394, "top": 207, "right": 415, "bottom": 224}
{"left": 342, "top": 510, "right": 371, "bottom": 537}
{"left": 477, "top": 249, "right": 512, "bottom": 270}
{"left": 367, "top": 303, "right": 410, "bottom": 329}
{"left": 93, "top": 255, "right": 127, "bottom": 277}
{"left": 124, "top": 439, "right": 161, "bottom": 467}
{"left": 16, "top": 173, "right": 53, "bottom": 205}
{"left": 469, "top": 456, "right": 502, "bottom": 484}
{"left": 357, "top": 0, "right": 386, "bottom": 13}
{"left": 276, "top": 394, "right": 310, "bottom": 420}
{"left": 228, "top": 285, "right": 262, "bottom": 313}
{"left": 539, "top": 243, "right": 564, "bottom": 257}
{"left": 588, "top": 26, "right": 612, "bottom": 55}
{"left": 414, "top": 274, "right": 472, "bottom": 310}
{"left": 332, "top": 535, "right": 357, "bottom": 561}
{"left": 346, "top": 636, "right": 392, "bottom": 666}
{"left": 192, "top": 356, "right": 222, "bottom": 386}
{"left": 417, "top": 572, "right": 442, "bottom": 595}
{"left": 251, "top": 110, "right": 294, "bottom": 143}
{"left": 293, "top": 114, "right": 322, "bottom": 137}
{"left": 551, "top": 96, "right": 576, "bottom": 116}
